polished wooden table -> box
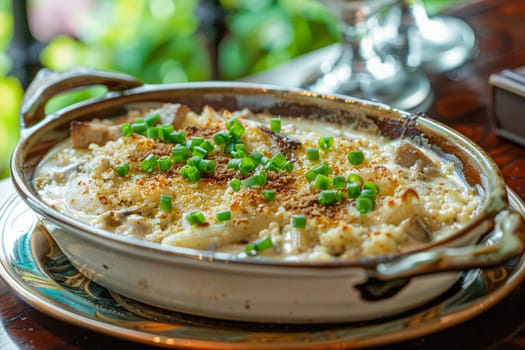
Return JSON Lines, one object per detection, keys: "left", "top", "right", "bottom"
{"left": 1, "top": 0, "right": 525, "bottom": 348}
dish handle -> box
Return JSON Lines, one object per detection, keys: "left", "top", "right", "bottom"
{"left": 375, "top": 209, "right": 525, "bottom": 280}
{"left": 20, "top": 67, "right": 143, "bottom": 130}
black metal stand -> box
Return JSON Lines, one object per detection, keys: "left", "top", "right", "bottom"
{"left": 7, "top": 0, "right": 43, "bottom": 88}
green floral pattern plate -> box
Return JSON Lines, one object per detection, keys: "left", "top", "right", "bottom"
{"left": 1, "top": 192, "right": 525, "bottom": 349}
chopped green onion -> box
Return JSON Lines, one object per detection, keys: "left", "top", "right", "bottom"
{"left": 239, "top": 157, "right": 255, "bottom": 174}
{"left": 333, "top": 175, "right": 346, "bottom": 189}
{"left": 115, "top": 163, "right": 130, "bottom": 176}
{"left": 180, "top": 164, "right": 200, "bottom": 182}
{"left": 229, "top": 136, "right": 241, "bottom": 144}
{"left": 146, "top": 127, "right": 158, "bottom": 139}
{"left": 230, "top": 178, "right": 242, "bottom": 191}
{"left": 260, "top": 156, "right": 270, "bottom": 166}
{"left": 198, "top": 159, "right": 216, "bottom": 173}
{"left": 314, "top": 174, "right": 332, "bottom": 190}
{"left": 200, "top": 140, "right": 214, "bottom": 152}
{"left": 224, "top": 143, "right": 235, "bottom": 155}
{"left": 235, "top": 143, "right": 246, "bottom": 152}
{"left": 227, "top": 158, "right": 240, "bottom": 170}
{"left": 172, "top": 144, "right": 189, "bottom": 162}
{"left": 271, "top": 153, "right": 287, "bottom": 168}
{"left": 356, "top": 197, "right": 373, "bottom": 214}
{"left": 159, "top": 125, "right": 174, "bottom": 140}
{"left": 216, "top": 210, "right": 231, "bottom": 222}
{"left": 312, "top": 162, "right": 332, "bottom": 175}
{"left": 192, "top": 146, "right": 208, "bottom": 159}
{"left": 188, "top": 137, "right": 204, "bottom": 151}
{"left": 249, "top": 152, "right": 263, "bottom": 167}
{"left": 360, "top": 188, "right": 377, "bottom": 202}
{"left": 305, "top": 162, "right": 332, "bottom": 181}
{"left": 318, "top": 190, "right": 342, "bottom": 205}
{"left": 264, "top": 162, "right": 280, "bottom": 173}
{"left": 186, "top": 156, "right": 201, "bottom": 167}
{"left": 306, "top": 147, "right": 320, "bottom": 161}
{"left": 160, "top": 194, "right": 172, "bottom": 211}
{"left": 141, "top": 154, "right": 157, "bottom": 172}
{"left": 348, "top": 150, "right": 365, "bottom": 166}
{"left": 158, "top": 156, "right": 172, "bottom": 171}
{"left": 270, "top": 118, "right": 281, "bottom": 133}
{"left": 292, "top": 214, "right": 307, "bottom": 228}
{"left": 213, "top": 131, "right": 230, "bottom": 145}
{"left": 347, "top": 182, "right": 361, "bottom": 199}
{"left": 226, "top": 118, "right": 245, "bottom": 138}
{"left": 231, "top": 143, "right": 247, "bottom": 158}
{"left": 131, "top": 122, "right": 148, "bottom": 135}
{"left": 245, "top": 236, "right": 272, "bottom": 256}
{"left": 242, "top": 171, "right": 267, "bottom": 188}
{"left": 145, "top": 113, "right": 160, "bottom": 126}
{"left": 282, "top": 161, "right": 294, "bottom": 172}
{"left": 167, "top": 130, "right": 185, "bottom": 144}
{"left": 260, "top": 190, "right": 276, "bottom": 202}
{"left": 258, "top": 170, "right": 268, "bottom": 182}
{"left": 304, "top": 170, "right": 317, "bottom": 182}
{"left": 225, "top": 118, "right": 237, "bottom": 129}
{"left": 363, "top": 181, "right": 380, "bottom": 195}
{"left": 348, "top": 173, "right": 364, "bottom": 186}
{"left": 318, "top": 136, "right": 334, "bottom": 150}
{"left": 120, "top": 123, "right": 132, "bottom": 137}
{"left": 186, "top": 211, "right": 206, "bottom": 225}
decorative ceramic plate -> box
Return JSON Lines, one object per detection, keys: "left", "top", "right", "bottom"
{"left": 1, "top": 192, "right": 524, "bottom": 349}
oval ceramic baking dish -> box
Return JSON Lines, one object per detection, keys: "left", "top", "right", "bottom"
{"left": 10, "top": 68, "right": 525, "bottom": 323}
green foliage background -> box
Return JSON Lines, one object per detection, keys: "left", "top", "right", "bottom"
{"left": 0, "top": 0, "right": 464, "bottom": 179}
{"left": 217, "top": 0, "right": 338, "bottom": 79}
{"left": 0, "top": 0, "right": 22, "bottom": 179}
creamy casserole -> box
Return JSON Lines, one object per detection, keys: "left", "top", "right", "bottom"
{"left": 33, "top": 104, "right": 481, "bottom": 261}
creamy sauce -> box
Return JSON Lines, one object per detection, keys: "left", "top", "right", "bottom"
{"left": 33, "top": 105, "right": 481, "bottom": 261}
